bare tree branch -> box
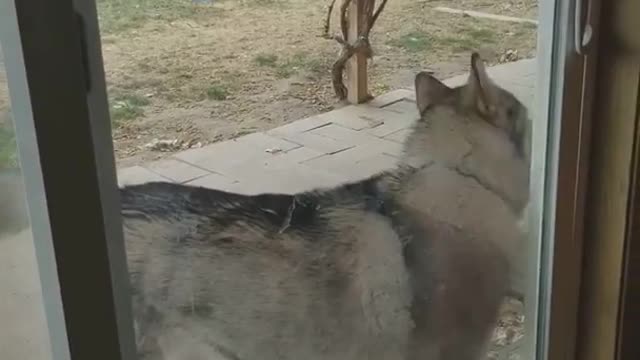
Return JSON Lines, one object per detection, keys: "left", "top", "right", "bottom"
{"left": 369, "top": 0, "right": 388, "bottom": 30}
{"left": 332, "top": 48, "right": 352, "bottom": 100}
{"left": 322, "top": 0, "right": 337, "bottom": 38}
{"left": 333, "top": 35, "right": 348, "bottom": 46}
{"left": 339, "top": 0, "right": 353, "bottom": 42}
{"left": 360, "top": 0, "right": 375, "bottom": 38}
{"left": 324, "top": 0, "right": 388, "bottom": 100}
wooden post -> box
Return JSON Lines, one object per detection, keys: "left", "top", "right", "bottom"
{"left": 346, "top": 0, "right": 368, "bottom": 104}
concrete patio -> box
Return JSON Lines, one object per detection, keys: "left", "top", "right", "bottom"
{"left": 117, "top": 58, "right": 536, "bottom": 193}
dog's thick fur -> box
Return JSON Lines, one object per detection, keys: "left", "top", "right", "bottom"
{"left": 123, "top": 53, "right": 530, "bottom": 360}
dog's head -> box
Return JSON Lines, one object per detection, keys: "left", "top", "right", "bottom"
{"left": 403, "top": 53, "right": 531, "bottom": 215}
{"left": 413, "top": 53, "right": 530, "bottom": 163}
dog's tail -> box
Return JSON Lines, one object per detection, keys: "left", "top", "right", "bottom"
{"left": 0, "top": 168, "right": 29, "bottom": 236}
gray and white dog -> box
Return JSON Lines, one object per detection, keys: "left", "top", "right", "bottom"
{"left": 123, "top": 53, "right": 530, "bottom": 360}
{"left": 0, "top": 53, "right": 530, "bottom": 360}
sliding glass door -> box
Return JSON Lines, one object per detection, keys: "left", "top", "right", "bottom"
{"left": 0, "top": 0, "right": 603, "bottom": 359}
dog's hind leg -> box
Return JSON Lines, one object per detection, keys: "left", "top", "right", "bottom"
{"left": 433, "top": 238, "right": 508, "bottom": 360}
{"left": 406, "top": 227, "right": 509, "bottom": 360}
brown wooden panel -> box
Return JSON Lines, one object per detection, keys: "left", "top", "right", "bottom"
{"left": 616, "top": 47, "right": 640, "bottom": 360}
{"left": 578, "top": 0, "right": 640, "bottom": 358}
{"left": 346, "top": 0, "right": 368, "bottom": 104}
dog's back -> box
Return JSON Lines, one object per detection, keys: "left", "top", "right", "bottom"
{"left": 123, "top": 181, "right": 415, "bottom": 360}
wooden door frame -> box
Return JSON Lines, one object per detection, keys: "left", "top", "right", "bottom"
{"left": 1, "top": 0, "right": 136, "bottom": 358}
{"left": 614, "top": 3, "right": 640, "bottom": 360}
{"left": 575, "top": 0, "right": 640, "bottom": 359}
{"left": 614, "top": 0, "right": 640, "bottom": 356}
{"left": 541, "top": 0, "right": 640, "bottom": 359}
{"left": 617, "top": 86, "right": 640, "bottom": 360}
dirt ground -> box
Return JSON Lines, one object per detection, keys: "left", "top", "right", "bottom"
{"left": 96, "top": 0, "right": 538, "bottom": 167}
{"left": 0, "top": 0, "right": 537, "bottom": 168}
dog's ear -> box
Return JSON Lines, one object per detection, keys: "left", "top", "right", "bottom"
{"left": 415, "top": 72, "right": 452, "bottom": 117}
{"left": 466, "top": 52, "right": 499, "bottom": 117}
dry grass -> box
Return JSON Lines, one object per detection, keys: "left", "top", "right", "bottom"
{"left": 96, "top": 0, "right": 537, "bottom": 166}
{"left": 1, "top": 0, "right": 538, "bottom": 168}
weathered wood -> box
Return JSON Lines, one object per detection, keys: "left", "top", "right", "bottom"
{"left": 346, "top": 0, "right": 368, "bottom": 104}
{"left": 579, "top": 8, "right": 639, "bottom": 360}
{"left": 326, "top": 0, "right": 386, "bottom": 102}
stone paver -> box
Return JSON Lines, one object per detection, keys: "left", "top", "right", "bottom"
{"left": 383, "top": 128, "right": 414, "bottom": 144}
{"left": 319, "top": 105, "right": 394, "bottom": 130}
{"left": 304, "top": 150, "right": 400, "bottom": 182}
{"left": 117, "top": 165, "right": 170, "bottom": 186}
{"left": 232, "top": 132, "right": 302, "bottom": 152}
{"left": 224, "top": 164, "right": 346, "bottom": 195}
{"left": 367, "top": 89, "right": 414, "bottom": 108}
{"left": 184, "top": 172, "right": 238, "bottom": 191}
{"left": 173, "top": 137, "right": 290, "bottom": 177}
{"left": 146, "top": 158, "right": 210, "bottom": 183}
{"left": 266, "top": 114, "right": 331, "bottom": 136}
{"left": 366, "top": 103, "right": 418, "bottom": 138}
{"left": 275, "top": 131, "right": 353, "bottom": 155}
{"left": 117, "top": 58, "right": 537, "bottom": 195}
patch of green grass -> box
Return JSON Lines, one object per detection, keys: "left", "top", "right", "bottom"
{"left": 464, "top": 27, "right": 497, "bottom": 42}
{"left": 97, "top": 0, "right": 220, "bottom": 34}
{"left": 272, "top": 53, "right": 325, "bottom": 79}
{"left": 513, "top": 22, "right": 539, "bottom": 37}
{"left": 389, "top": 32, "right": 432, "bottom": 53}
{"left": 439, "top": 35, "right": 479, "bottom": 52}
{"left": 441, "top": 25, "right": 498, "bottom": 52}
{"left": 206, "top": 85, "right": 230, "bottom": 100}
{"left": 0, "top": 124, "right": 18, "bottom": 169}
{"left": 109, "top": 93, "right": 151, "bottom": 125}
{"left": 391, "top": 24, "right": 500, "bottom": 54}
{"left": 274, "top": 64, "right": 295, "bottom": 78}
{"left": 254, "top": 54, "right": 279, "bottom": 67}
{"left": 298, "top": 56, "right": 324, "bottom": 75}
{"left": 372, "top": 83, "right": 391, "bottom": 95}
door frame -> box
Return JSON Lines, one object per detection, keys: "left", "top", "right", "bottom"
{"left": 0, "top": 0, "right": 136, "bottom": 359}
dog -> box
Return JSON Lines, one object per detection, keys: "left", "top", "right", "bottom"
{"left": 122, "top": 52, "right": 531, "bottom": 360}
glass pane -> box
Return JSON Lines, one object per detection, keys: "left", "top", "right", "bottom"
{"left": 2, "top": 0, "right": 570, "bottom": 358}
{"left": 90, "top": 0, "right": 566, "bottom": 359}
{"left": 0, "top": 45, "right": 52, "bottom": 360}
